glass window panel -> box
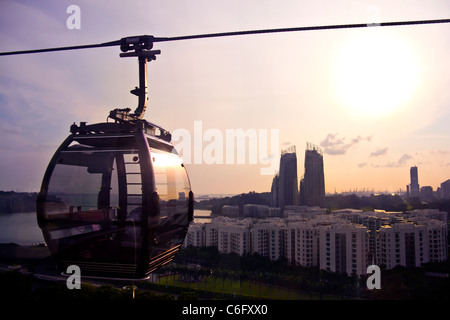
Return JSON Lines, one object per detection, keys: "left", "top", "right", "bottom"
{"left": 127, "top": 184, "right": 142, "bottom": 195}
{"left": 150, "top": 148, "right": 190, "bottom": 251}
{"left": 46, "top": 155, "right": 104, "bottom": 214}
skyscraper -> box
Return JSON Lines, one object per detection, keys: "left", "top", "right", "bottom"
{"left": 277, "top": 146, "right": 298, "bottom": 209}
{"left": 299, "top": 142, "right": 325, "bottom": 207}
{"left": 440, "top": 179, "right": 450, "bottom": 199}
{"left": 408, "top": 166, "right": 420, "bottom": 198}
{"left": 271, "top": 174, "right": 279, "bottom": 207}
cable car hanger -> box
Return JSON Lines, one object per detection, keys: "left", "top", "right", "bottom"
{"left": 1, "top": 18, "right": 450, "bottom": 57}
{"left": 3, "top": 18, "right": 447, "bottom": 132}
{"left": 1, "top": 18, "right": 448, "bottom": 123}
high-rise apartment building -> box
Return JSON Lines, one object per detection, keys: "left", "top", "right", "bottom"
{"left": 205, "top": 223, "right": 219, "bottom": 247}
{"left": 420, "top": 186, "right": 434, "bottom": 201}
{"left": 299, "top": 143, "right": 325, "bottom": 207}
{"left": 440, "top": 179, "right": 450, "bottom": 199}
{"left": 184, "top": 223, "right": 205, "bottom": 247}
{"left": 376, "top": 220, "right": 448, "bottom": 268}
{"left": 271, "top": 174, "right": 279, "bottom": 207}
{"left": 288, "top": 220, "right": 320, "bottom": 268}
{"left": 202, "top": 217, "right": 252, "bottom": 256}
{"left": 277, "top": 146, "right": 298, "bottom": 209}
{"left": 218, "top": 224, "right": 251, "bottom": 256}
{"left": 408, "top": 166, "right": 420, "bottom": 198}
{"left": 253, "top": 219, "right": 287, "bottom": 261}
{"left": 319, "top": 223, "right": 369, "bottom": 275}
{"left": 185, "top": 208, "right": 448, "bottom": 276}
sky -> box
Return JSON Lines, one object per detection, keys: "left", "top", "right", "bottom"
{"left": 0, "top": 0, "right": 449, "bottom": 196}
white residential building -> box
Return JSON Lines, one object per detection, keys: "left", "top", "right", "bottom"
{"left": 427, "top": 219, "right": 448, "bottom": 263}
{"left": 203, "top": 217, "right": 253, "bottom": 255}
{"left": 217, "top": 224, "right": 251, "bottom": 255}
{"left": 377, "top": 222, "right": 427, "bottom": 269}
{"left": 184, "top": 207, "right": 448, "bottom": 276}
{"left": 252, "top": 218, "right": 288, "bottom": 261}
{"left": 407, "top": 209, "right": 448, "bottom": 223}
{"left": 319, "top": 223, "right": 369, "bottom": 276}
{"left": 288, "top": 220, "right": 320, "bottom": 268}
{"left": 205, "top": 222, "right": 219, "bottom": 247}
{"left": 221, "top": 205, "right": 239, "bottom": 217}
{"left": 284, "top": 205, "right": 326, "bottom": 218}
{"left": 268, "top": 222, "right": 287, "bottom": 261}
{"left": 184, "top": 223, "right": 205, "bottom": 248}
{"left": 243, "top": 204, "right": 282, "bottom": 218}
{"left": 252, "top": 222, "right": 270, "bottom": 257}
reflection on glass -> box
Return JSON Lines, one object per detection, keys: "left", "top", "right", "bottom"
{"left": 151, "top": 149, "right": 190, "bottom": 257}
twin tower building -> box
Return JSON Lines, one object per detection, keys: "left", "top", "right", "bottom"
{"left": 271, "top": 142, "right": 325, "bottom": 210}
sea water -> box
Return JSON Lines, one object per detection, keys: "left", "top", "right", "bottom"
{"left": 0, "top": 210, "right": 211, "bottom": 245}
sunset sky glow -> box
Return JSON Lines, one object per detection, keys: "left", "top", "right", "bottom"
{"left": 0, "top": 0, "right": 449, "bottom": 196}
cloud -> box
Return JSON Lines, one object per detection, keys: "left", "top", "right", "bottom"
{"left": 431, "top": 149, "right": 450, "bottom": 156}
{"left": 369, "top": 153, "right": 415, "bottom": 169}
{"left": 370, "top": 147, "right": 388, "bottom": 157}
{"left": 358, "top": 162, "right": 368, "bottom": 168}
{"left": 397, "top": 154, "right": 414, "bottom": 165}
{"left": 320, "top": 133, "right": 372, "bottom": 155}
{"left": 320, "top": 133, "right": 343, "bottom": 147}
{"left": 383, "top": 153, "right": 414, "bottom": 168}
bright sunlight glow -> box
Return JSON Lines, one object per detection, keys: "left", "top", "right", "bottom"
{"left": 334, "top": 29, "right": 420, "bottom": 117}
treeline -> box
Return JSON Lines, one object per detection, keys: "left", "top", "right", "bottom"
{"left": 195, "top": 191, "right": 450, "bottom": 214}
{"left": 195, "top": 191, "right": 272, "bottom": 214}
{"left": 0, "top": 191, "right": 37, "bottom": 213}
{"left": 3, "top": 189, "right": 449, "bottom": 214}
{"left": 325, "top": 193, "right": 408, "bottom": 211}
{"left": 0, "top": 190, "right": 273, "bottom": 214}
{"left": 325, "top": 193, "right": 450, "bottom": 213}
{"left": 169, "top": 246, "right": 450, "bottom": 300}
{"left": 170, "top": 246, "right": 359, "bottom": 298}
{"left": 0, "top": 270, "right": 176, "bottom": 303}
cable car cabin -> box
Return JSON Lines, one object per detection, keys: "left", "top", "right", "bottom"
{"left": 37, "top": 120, "right": 194, "bottom": 280}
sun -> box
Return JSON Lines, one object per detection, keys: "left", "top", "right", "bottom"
{"left": 333, "top": 29, "right": 420, "bottom": 117}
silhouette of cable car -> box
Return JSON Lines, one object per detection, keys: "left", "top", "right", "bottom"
{"left": 36, "top": 38, "right": 194, "bottom": 279}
